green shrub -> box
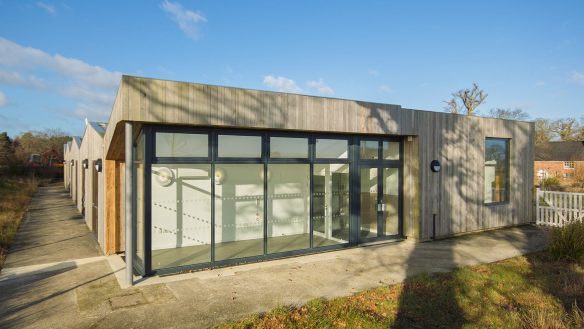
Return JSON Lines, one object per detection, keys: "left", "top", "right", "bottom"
{"left": 541, "top": 176, "right": 562, "bottom": 191}
{"left": 548, "top": 221, "right": 584, "bottom": 263}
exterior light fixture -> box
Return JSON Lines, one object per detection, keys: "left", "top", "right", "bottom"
{"left": 71, "top": 160, "right": 75, "bottom": 166}
{"left": 82, "top": 159, "right": 89, "bottom": 169}
{"left": 430, "top": 160, "right": 441, "bottom": 173}
{"left": 95, "top": 159, "right": 103, "bottom": 173}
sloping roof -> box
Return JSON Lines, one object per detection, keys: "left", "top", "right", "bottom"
{"left": 88, "top": 122, "right": 107, "bottom": 136}
{"left": 72, "top": 136, "right": 82, "bottom": 148}
{"left": 535, "top": 141, "right": 584, "bottom": 161}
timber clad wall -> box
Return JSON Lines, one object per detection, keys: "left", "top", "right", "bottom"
{"left": 65, "top": 75, "right": 534, "bottom": 256}
{"left": 101, "top": 76, "right": 533, "bottom": 241}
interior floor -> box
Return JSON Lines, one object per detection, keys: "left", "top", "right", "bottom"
{"left": 152, "top": 233, "right": 346, "bottom": 270}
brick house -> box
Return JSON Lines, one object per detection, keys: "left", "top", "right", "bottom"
{"left": 534, "top": 141, "right": 584, "bottom": 184}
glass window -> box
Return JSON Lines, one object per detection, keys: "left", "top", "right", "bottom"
{"left": 267, "top": 164, "right": 310, "bottom": 253}
{"left": 360, "top": 141, "right": 378, "bottom": 159}
{"left": 316, "top": 139, "right": 348, "bottom": 159}
{"left": 564, "top": 161, "right": 575, "bottom": 169}
{"left": 151, "top": 164, "right": 212, "bottom": 270}
{"left": 270, "top": 137, "right": 308, "bottom": 158}
{"left": 214, "top": 164, "right": 264, "bottom": 260}
{"left": 383, "top": 168, "right": 399, "bottom": 235}
{"left": 383, "top": 142, "right": 400, "bottom": 160}
{"left": 218, "top": 135, "right": 262, "bottom": 158}
{"left": 135, "top": 133, "right": 145, "bottom": 271}
{"left": 156, "top": 132, "right": 208, "bottom": 157}
{"left": 313, "top": 164, "right": 350, "bottom": 246}
{"left": 484, "top": 138, "right": 509, "bottom": 204}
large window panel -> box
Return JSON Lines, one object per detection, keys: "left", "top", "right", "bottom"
{"left": 156, "top": 132, "right": 208, "bottom": 158}
{"left": 151, "top": 164, "right": 212, "bottom": 270}
{"left": 383, "top": 168, "right": 399, "bottom": 235}
{"left": 214, "top": 164, "right": 264, "bottom": 260}
{"left": 313, "top": 164, "right": 350, "bottom": 246}
{"left": 484, "top": 138, "right": 509, "bottom": 204}
{"left": 267, "top": 164, "right": 310, "bottom": 253}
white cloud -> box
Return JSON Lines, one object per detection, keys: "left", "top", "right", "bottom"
{"left": 368, "top": 69, "right": 379, "bottom": 76}
{"left": 306, "top": 79, "right": 334, "bottom": 95}
{"left": 0, "top": 91, "right": 8, "bottom": 107}
{"left": 36, "top": 2, "right": 56, "bottom": 16}
{"left": 534, "top": 81, "right": 545, "bottom": 87}
{"left": 263, "top": 75, "right": 303, "bottom": 93}
{"left": 379, "top": 85, "right": 393, "bottom": 93}
{"left": 0, "top": 70, "right": 46, "bottom": 89}
{"left": 161, "top": 0, "right": 207, "bottom": 40}
{"left": 571, "top": 71, "right": 584, "bottom": 85}
{"left": 0, "top": 37, "right": 121, "bottom": 120}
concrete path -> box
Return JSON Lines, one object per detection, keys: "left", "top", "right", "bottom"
{"left": 0, "top": 184, "right": 548, "bottom": 328}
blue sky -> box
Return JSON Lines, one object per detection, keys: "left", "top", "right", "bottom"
{"left": 0, "top": 0, "right": 583, "bottom": 137}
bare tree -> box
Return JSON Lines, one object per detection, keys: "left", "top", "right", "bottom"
{"left": 552, "top": 118, "right": 578, "bottom": 141}
{"left": 444, "top": 83, "right": 488, "bottom": 116}
{"left": 487, "top": 108, "right": 530, "bottom": 121}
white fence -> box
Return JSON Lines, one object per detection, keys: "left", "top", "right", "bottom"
{"left": 536, "top": 188, "right": 584, "bottom": 226}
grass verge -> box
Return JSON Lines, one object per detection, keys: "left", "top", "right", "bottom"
{"left": 0, "top": 175, "right": 38, "bottom": 270}
{"left": 218, "top": 252, "right": 584, "bottom": 329}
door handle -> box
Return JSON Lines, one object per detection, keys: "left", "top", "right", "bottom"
{"left": 377, "top": 203, "right": 386, "bottom": 212}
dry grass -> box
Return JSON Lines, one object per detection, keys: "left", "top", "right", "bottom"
{"left": 217, "top": 252, "right": 584, "bottom": 329}
{"left": 0, "top": 175, "right": 38, "bottom": 270}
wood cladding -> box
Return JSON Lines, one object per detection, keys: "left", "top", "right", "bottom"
{"left": 100, "top": 76, "right": 534, "bottom": 240}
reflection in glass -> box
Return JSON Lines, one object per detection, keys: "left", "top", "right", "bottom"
{"left": 135, "top": 134, "right": 145, "bottom": 269}
{"left": 360, "top": 167, "right": 378, "bottom": 238}
{"left": 215, "top": 164, "right": 264, "bottom": 260}
{"left": 315, "top": 139, "right": 348, "bottom": 159}
{"left": 313, "top": 164, "right": 350, "bottom": 246}
{"left": 270, "top": 137, "right": 308, "bottom": 158}
{"left": 267, "top": 164, "right": 310, "bottom": 253}
{"left": 156, "top": 132, "right": 208, "bottom": 157}
{"left": 484, "top": 139, "right": 509, "bottom": 203}
{"left": 151, "top": 164, "right": 212, "bottom": 270}
{"left": 218, "top": 135, "right": 261, "bottom": 158}
{"left": 383, "top": 168, "right": 399, "bottom": 235}
{"left": 360, "top": 141, "right": 378, "bottom": 159}
{"left": 383, "top": 142, "right": 400, "bottom": 160}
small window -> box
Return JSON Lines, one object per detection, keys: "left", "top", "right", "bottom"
{"left": 270, "top": 137, "right": 308, "bottom": 158}
{"left": 156, "top": 132, "right": 208, "bottom": 158}
{"left": 315, "top": 139, "right": 348, "bottom": 159}
{"left": 383, "top": 142, "right": 400, "bottom": 160}
{"left": 218, "top": 134, "right": 262, "bottom": 158}
{"left": 484, "top": 138, "right": 509, "bottom": 204}
{"left": 564, "top": 161, "right": 575, "bottom": 169}
{"left": 360, "top": 141, "right": 378, "bottom": 159}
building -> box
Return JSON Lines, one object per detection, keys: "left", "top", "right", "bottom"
{"left": 534, "top": 141, "right": 584, "bottom": 183}
{"left": 64, "top": 75, "right": 534, "bottom": 283}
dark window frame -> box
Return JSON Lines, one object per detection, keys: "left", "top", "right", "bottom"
{"left": 484, "top": 137, "right": 511, "bottom": 206}
{"left": 140, "top": 124, "right": 403, "bottom": 276}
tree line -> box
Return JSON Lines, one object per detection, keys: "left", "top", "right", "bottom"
{"left": 0, "top": 129, "right": 70, "bottom": 170}
{"left": 444, "top": 83, "right": 583, "bottom": 146}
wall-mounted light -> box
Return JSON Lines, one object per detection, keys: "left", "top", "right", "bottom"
{"left": 82, "top": 159, "right": 89, "bottom": 169}
{"left": 71, "top": 160, "right": 75, "bottom": 166}
{"left": 430, "top": 160, "right": 441, "bottom": 173}
{"left": 95, "top": 159, "right": 103, "bottom": 173}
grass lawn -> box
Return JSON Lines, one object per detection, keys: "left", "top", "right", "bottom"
{"left": 0, "top": 175, "right": 37, "bottom": 270}
{"left": 219, "top": 252, "right": 584, "bottom": 329}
